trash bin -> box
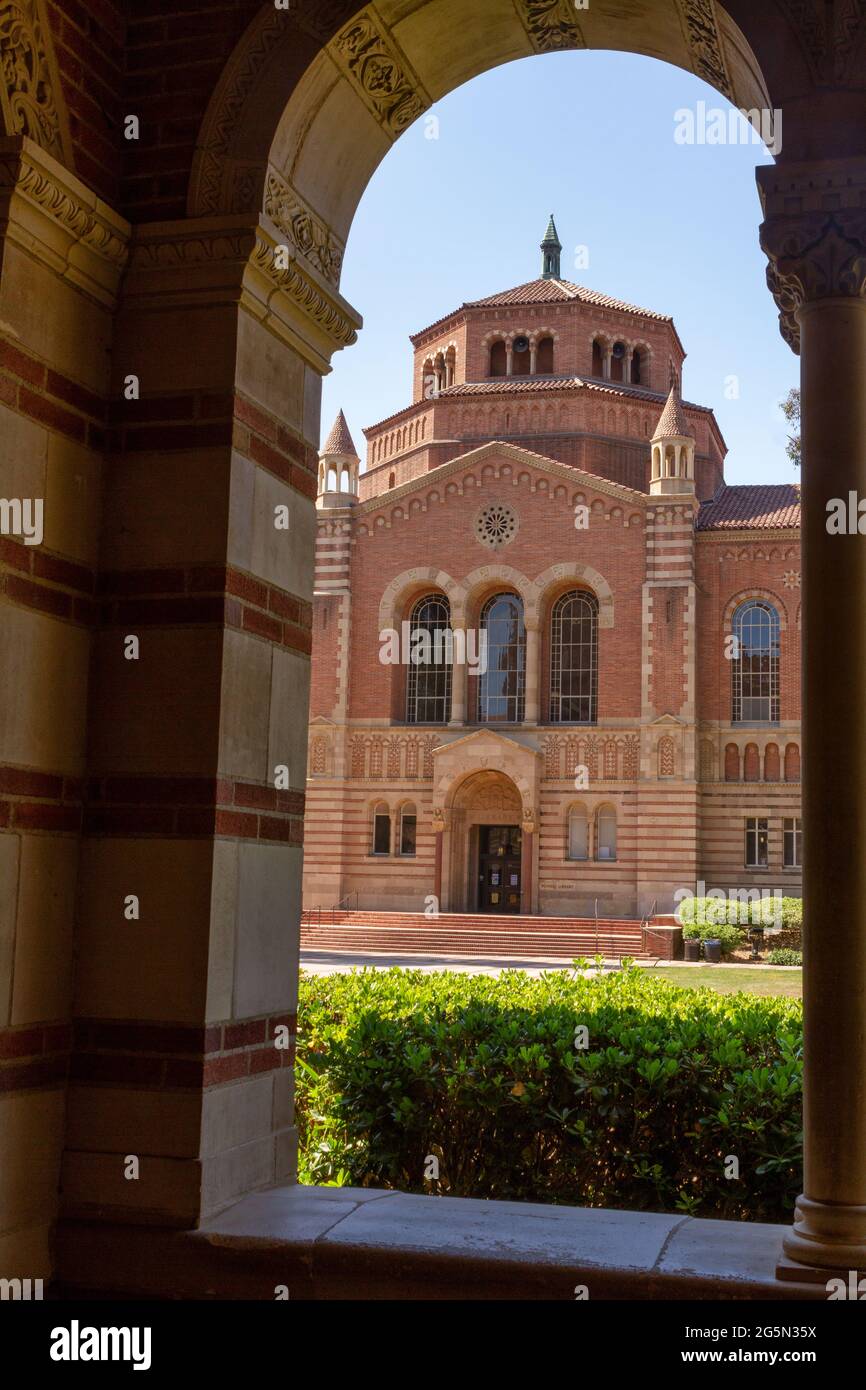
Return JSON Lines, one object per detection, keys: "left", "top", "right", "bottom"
{"left": 684, "top": 938, "right": 701, "bottom": 962}
{"left": 704, "top": 938, "right": 722, "bottom": 964}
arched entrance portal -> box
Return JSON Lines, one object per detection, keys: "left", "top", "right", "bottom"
{"left": 448, "top": 771, "right": 523, "bottom": 914}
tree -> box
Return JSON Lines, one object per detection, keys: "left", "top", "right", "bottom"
{"left": 781, "top": 387, "right": 800, "bottom": 467}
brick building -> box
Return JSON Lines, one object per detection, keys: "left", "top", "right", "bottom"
{"left": 304, "top": 219, "right": 802, "bottom": 919}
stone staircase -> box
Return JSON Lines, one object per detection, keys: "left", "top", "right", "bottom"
{"left": 300, "top": 909, "right": 658, "bottom": 960}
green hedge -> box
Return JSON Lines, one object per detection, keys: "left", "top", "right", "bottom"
{"left": 677, "top": 894, "right": 802, "bottom": 930}
{"left": 296, "top": 966, "right": 802, "bottom": 1222}
{"left": 767, "top": 949, "right": 803, "bottom": 966}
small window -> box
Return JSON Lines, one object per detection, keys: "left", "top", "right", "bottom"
{"left": 596, "top": 806, "right": 617, "bottom": 861}
{"left": 372, "top": 803, "right": 390, "bottom": 855}
{"left": 745, "top": 816, "right": 769, "bottom": 868}
{"left": 567, "top": 806, "right": 588, "bottom": 861}
{"left": 399, "top": 804, "right": 417, "bottom": 857}
{"left": 783, "top": 817, "right": 802, "bottom": 869}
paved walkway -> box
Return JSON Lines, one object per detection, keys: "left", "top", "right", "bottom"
{"left": 300, "top": 949, "right": 582, "bottom": 977}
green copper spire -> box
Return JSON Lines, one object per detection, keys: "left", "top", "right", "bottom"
{"left": 540, "top": 213, "right": 562, "bottom": 279}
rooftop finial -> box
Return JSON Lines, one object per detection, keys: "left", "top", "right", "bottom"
{"left": 540, "top": 213, "right": 562, "bottom": 280}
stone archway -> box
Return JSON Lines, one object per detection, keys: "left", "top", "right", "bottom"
{"left": 4, "top": 0, "right": 866, "bottom": 1289}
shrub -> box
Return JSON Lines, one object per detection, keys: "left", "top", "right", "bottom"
{"left": 680, "top": 918, "right": 744, "bottom": 956}
{"left": 296, "top": 966, "right": 802, "bottom": 1222}
{"left": 767, "top": 948, "right": 802, "bottom": 966}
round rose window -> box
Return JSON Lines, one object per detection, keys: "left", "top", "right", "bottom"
{"left": 475, "top": 503, "right": 518, "bottom": 549}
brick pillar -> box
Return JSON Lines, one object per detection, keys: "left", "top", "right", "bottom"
{"left": 0, "top": 137, "right": 129, "bottom": 1279}
{"left": 61, "top": 215, "right": 361, "bottom": 1228}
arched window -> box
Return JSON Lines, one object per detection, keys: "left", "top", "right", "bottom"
{"left": 785, "top": 742, "right": 800, "bottom": 782}
{"left": 596, "top": 806, "right": 617, "bottom": 861}
{"left": 536, "top": 336, "right": 554, "bottom": 373}
{"left": 388, "top": 471, "right": 395, "bottom": 489}
{"left": 567, "top": 805, "right": 588, "bottom": 861}
{"left": 371, "top": 802, "right": 390, "bottom": 856}
{"left": 406, "top": 594, "right": 452, "bottom": 724}
{"left": 610, "top": 341, "right": 626, "bottom": 382}
{"left": 550, "top": 590, "right": 598, "bottom": 724}
{"left": 489, "top": 340, "right": 506, "bottom": 377}
{"left": 478, "top": 593, "right": 525, "bottom": 723}
{"left": 744, "top": 743, "right": 760, "bottom": 781}
{"left": 591, "top": 338, "right": 604, "bottom": 376}
{"left": 732, "top": 600, "right": 780, "bottom": 722}
{"left": 399, "top": 803, "right": 417, "bottom": 857}
{"left": 631, "top": 348, "right": 643, "bottom": 384}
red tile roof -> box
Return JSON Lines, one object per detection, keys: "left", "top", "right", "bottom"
{"left": 363, "top": 376, "right": 714, "bottom": 434}
{"left": 697, "top": 484, "right": 800, "bottom": 531}
{"left": 411, "top": 278, "right": 670, "bottom": 341}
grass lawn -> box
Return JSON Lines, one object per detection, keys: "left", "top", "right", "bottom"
{"left": 643, "top": 964, "right": 802, "bottom": 999}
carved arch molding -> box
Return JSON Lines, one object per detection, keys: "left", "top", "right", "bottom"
{"left": 0, "top": 0, "right": 71, "bottom": 163}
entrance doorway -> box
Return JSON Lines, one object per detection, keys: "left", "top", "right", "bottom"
{"left": 478, "top": 825, "right": 522, "bottom": 913}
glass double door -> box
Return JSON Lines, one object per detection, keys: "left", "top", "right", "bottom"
{"left": 477, "top": 824, "right": 522, "bottom": 913}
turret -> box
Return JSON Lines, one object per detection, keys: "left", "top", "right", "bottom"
{"left": 650, "top": 385, "right": 695, "bottom": 495}
{"left": 318, "top": 409, "right": 359, "bottom": 507}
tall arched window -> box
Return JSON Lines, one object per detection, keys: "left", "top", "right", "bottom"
{"left": 591, "top": 338, "right": 604, "bottom": 376}
{"left": 732, "top": 600, "right": 780, "bottom": 722}
{"left": 596, "top": 806, "right": 617, "bottom": 860}
{"left": 631, "top": 348, "right": 644, "bottom": 384}
{"left": 398, "top": 803, "right": 417, "bottom": 857}
{"left": 478, "top": 593, "right": 525, "bottom": 723}
{"left": 549, "top": 590, "right": 598, "bottom": 724}
{"left": 567, "top": 805, "right": 588, "bottom": 860}
{"left": 406, "top": 594, "right": 452, "bottom": 724}
{"left": 489, "top": 340, "right": 506, "bottom": 377}
{"left": 371, "top": 802, "right": 390, "bottom": 856}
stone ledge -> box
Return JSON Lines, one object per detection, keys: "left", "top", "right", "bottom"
{"left": 56, "top": 1184, "right": 828, "bottom": 1300}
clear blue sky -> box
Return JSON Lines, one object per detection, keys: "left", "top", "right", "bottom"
{"left": 322, "top": 50, "right": 797, "bottom": 489}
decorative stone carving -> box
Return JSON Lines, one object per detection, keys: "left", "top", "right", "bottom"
{"left": 521, "top": 805, "right": 536, "bottom": 834}
{"left": 679, "top": 0, "right": 734, "bottom": 100}
{"left": 0, "top": 0, "right": 67, "bottom": 160}
{"left": 0, "top": 143, "right": 128, "bottom": 269}
{"left": 760, "top": 211, "right": 866, "bottom": 353}
{"left": 330, "top": 11, "right": 430, "bottom": 137}
{"left": 517, "top": 0, "right": 586, "bottom": 53}
{"left": 777, "top": 0, "right": 866, "bottom": 82}
{"left": 264, "top": 168, "right": 345, "bottom": 286}
{"left": 431, "top": 805, "right": 448, "bottom": 833}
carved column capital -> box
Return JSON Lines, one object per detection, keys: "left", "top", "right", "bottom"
{"left": 757, "top": 160, "right": 866, "bottom": 353}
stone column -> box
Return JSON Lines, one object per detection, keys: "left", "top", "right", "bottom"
{"left": 602, "top": 349, "right": 611, "bottom": 380}
{"left": 61, "top": 213, "right": 361, "bottom": 1230}
{"left": 529, "top": 343, "right": 537, "bottom": 374}
{"left": 524, "top": 625, "right": 540, "bottom": 724}
{"left": 449, "top": 637, "right": 467, "bottom": 725}
{"left": 0, "top": 136, "right": 129, "bottom": 1281}
{"left": 432, "top": 807, "right": 446, "bottom": 909}
{"left": 760, "top": 159, "right": 866, "bottom": 1274}
{"left": 505, "top": 343, "right": 513, "bottom": 376}
{"left": 520, "top": 816, "right": 534, "bottom": 915}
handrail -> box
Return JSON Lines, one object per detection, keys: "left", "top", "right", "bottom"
{"left": 302, "top": 890, "right": 357, "bottom": 929}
